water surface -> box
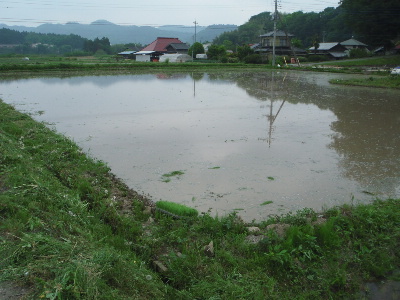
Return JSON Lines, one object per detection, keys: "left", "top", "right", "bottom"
{"left": 1, "top": 71, "right": 399, "bottom": 221}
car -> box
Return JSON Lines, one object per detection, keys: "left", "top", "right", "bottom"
{"left": 390, "top": 66, "right": 400, "bottom": 75}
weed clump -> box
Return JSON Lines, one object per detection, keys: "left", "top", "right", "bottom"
{"left": 156, "top": 200, "right": 198, "bottom": 218}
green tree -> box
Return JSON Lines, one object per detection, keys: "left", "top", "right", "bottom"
{"left": 339, "top": 0, "right": 400, "bottom": 47}
{"left": 84, "top": 37, "right": 111, "bottom": 54}
{"left": 188, "top": 42, "right": 205, "bottom": 57}
{"left": 291, "top": 38, "right": 303, "bottom": 48}
{"left": 237, "top": 44, "right": 254, "bottom": 61}
{"left": 312, "top": 35, "right": 320, "bottom": 54}
{"left": 207, "top": 44, "right": 227, "bottom": 61}
{"left": 222, "top": 40, "right": 234, "bottom": 51}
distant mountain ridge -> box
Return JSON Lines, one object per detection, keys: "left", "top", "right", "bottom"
{"left": 0, "top": 20, "right": 237, "bottom": 45}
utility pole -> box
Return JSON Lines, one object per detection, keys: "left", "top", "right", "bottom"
{"left": 192, "top": 20, "right": 198, "bottom": 61}
{"left": 272, "top": 0, "right": 278, "bottom": 66}
{"left": 194, "top": 20, "right": 198, "bottom": 43}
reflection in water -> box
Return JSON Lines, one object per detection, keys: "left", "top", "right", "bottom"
{"left": 0, "top": 71, "right": 399, "bottom": 221}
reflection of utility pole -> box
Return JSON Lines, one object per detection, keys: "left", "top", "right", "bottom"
{"left": 266, "top": 73, "right": 286, "bottom": 147}
{"left": 268, "top": 72, "right": 275, "bottom": 146}
{"left": 192, "top": 73, "right": 196, "bottom": 98}
{"left": 272, "top": 0, "right": 278, "bottom": 66}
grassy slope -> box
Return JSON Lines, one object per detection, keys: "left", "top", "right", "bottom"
{"left": 317, "top": 56, "right": 400, "bottom": 89}
{"left": 1, "top": 87, "right": 400, "bottom": 298}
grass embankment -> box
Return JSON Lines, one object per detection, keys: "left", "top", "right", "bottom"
{"left": 317, "top": 55, "right": 400, "bottom": 67}
{"left": 330, "top": 76, "right": 400, "bottom": 89}
{"left": 318, "top": 55, "right": 400, "bottom": 89}
{"left": 1, "top": 98, "right": 400, "bottom": 298}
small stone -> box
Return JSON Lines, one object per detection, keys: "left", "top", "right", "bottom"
{"left": 143, "top": 206, "right": 152, "bottom": 215}
{"left": 245, "top": 235, "right": 265, "bottom": 244}
{"left": 266, "top": 223, "right": 290, "bottom": 238}
{"left": 312, "top": 217, "right": 327, "bottom": 226}
{"left": 153, "top": 260, "right": 168, "bottom": 273}
{"left": 204, "top": 241, "right": 215, "bottom": 257}
{"left": 247, "top": 226, "right": 260, "bottom": 233}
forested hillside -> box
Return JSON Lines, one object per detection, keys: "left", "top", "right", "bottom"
{"left": 213, "top": 1, "right": 400, "bottom": 49}
{"left": 0, "top": 28, "right": 88, "bottom": 54}
{"left": 213, "top": 7, "right": 350, "bottom": 49}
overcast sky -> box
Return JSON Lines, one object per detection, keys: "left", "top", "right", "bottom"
{"left": 1, "top": 0, "right": 339, "bottom": 27}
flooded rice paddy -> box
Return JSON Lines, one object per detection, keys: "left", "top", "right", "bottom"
{"left": 1, "top": 71, "right": 399, "bottom": 221}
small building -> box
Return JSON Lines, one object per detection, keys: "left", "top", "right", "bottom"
{"left": 308, "top": 42, "right": 348, "bottom": 59}
{"left": 134, "top": 51, "right": 162, "bottom": 62}
{"left": 159, "top": 54, "right": 192, "bottom": 63}
{"left": 255, "top": 30, "right": 306, "bottom": 57}
{"left": 196, "top": 53, "right": 208, "bottom": 59}
{"left": 117, "top": 50, "right": 136, "bottom": 59}
{"left": 165, "top": 43, "right": 190, "bottom": 54}
{"left": 258, "top": 30, "right": 294, "bottom": 55}
{"left": 340, "top": 38, "right": 368, "bottom": 51}
{"left": 141, "top": 37, "right": 187, "bottom": 54}
{"left": 260, "top": 30, "right": 294, "bottom": 51}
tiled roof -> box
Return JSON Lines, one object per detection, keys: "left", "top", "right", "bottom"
{"left": 260, "top": 30, "right": 294, "bottom": 38}
{"left": 141, "top": 37, "right": 184, "bottom": 52}
{"left": 309, "top": 42, "right": 340, "bottom": 51}
{"left": 341, "top": 38, "right": 367, "bottom": 46}
{"left": 168, "top": 43, "right": 189, "bottom": 50}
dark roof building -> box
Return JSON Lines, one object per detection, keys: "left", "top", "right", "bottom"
{"left": 255, "top": 30, "right": 305, "bottom": 56}
{"left": 340, "top": 38, "right": 368, "bottom": 50}
{"left": 308, "top": 42, "right": 348, "bottom": 58}
{"left": 166, "top": 43, "right": 190, "bottom": 53}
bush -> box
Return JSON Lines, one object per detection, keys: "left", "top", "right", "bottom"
{"left": 244, "top": 54, "right": 263, "bottom": 64}
{"left": 227, "top": 57, "right": 239, "bottom": 63}
{"left": 307, "top": 55, "right": 330, "bottom": 62}
{"left": 64, "top": 51, "right": 92, "bottom": 57}
{"left": 349, "top": 48, "right": 370, "bottom": 58}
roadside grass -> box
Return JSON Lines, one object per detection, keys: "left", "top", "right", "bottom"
{"left": 0, "top": 101, "right": 166, "bottom": 299}
{"left": 1, "top": 99, "right": 399, "bottom": 299}
{"left": 329, "top": 75, "right": 400, "bottom": 89}
{"left": 317, "top": 55, "right": 400, "bottom": 67}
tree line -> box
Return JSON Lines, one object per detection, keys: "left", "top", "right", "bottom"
{"left": 0, "top": 28, "right": 143, "bottom": 55}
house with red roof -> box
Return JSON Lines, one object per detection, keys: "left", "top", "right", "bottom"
{"left": 135, "top": 37, "right": 189, "bottom": 62}
{"left": 141, "top": 37, "right": 189, "bottom": 53}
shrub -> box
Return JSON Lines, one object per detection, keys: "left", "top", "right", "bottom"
{"left": 349, "top": 48, "right": 369, "bottom": 58}
{"left": 244, "top": 54, "right": 263, "bottom": 64}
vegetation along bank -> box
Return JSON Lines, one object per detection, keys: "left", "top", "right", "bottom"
{"left": 1, "top": 93, "right": 399, "bottom": 299}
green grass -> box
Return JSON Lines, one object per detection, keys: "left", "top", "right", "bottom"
{"left": 261, "top": 201, "right": 274, "bottom": 206}
{"left": 155, "top": 201, "right": 198, "bottom": 217}
{"left": 161, "top": 170, "right": 184, "bottom": 183}
{"left": 329, "top": 75, "right": 400, "bottom": 89}
{"left": 0, "top": 54, "right": 270, "bottom": 74}
{"left": 319, "top": 55, "right": 400, "bottom": 67}
{"left": 1, "top": 99, "right": 399, "bottom": 299}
